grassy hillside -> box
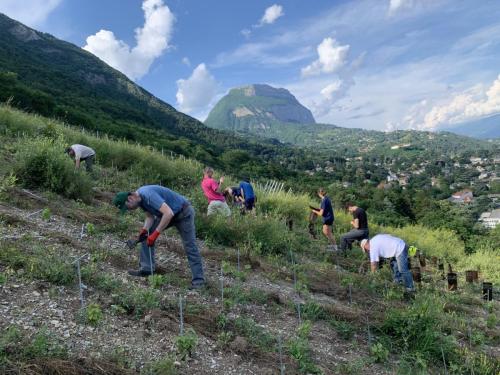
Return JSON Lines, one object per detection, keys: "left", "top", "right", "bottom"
{"left": 0, "top": 13, "right": 317, "bottom": 181}
{"left": 0, "top": 105, "right": 499, "bottom": 374}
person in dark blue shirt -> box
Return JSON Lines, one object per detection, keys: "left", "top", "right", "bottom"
{"left": 239, "top": 178, "right": 255, "bottom": 212}
{"left": 311, "top": 188, "right": 337, "bottom": 251}
{"left": 113, "top": 185, "right": 205, "bottom": 289}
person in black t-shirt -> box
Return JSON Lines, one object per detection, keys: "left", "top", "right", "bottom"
{"left": 339, "top": 202, "right": 369, "bottom": 253}
{"left": 311, "top": 188, "right": 337, "bottom": 251}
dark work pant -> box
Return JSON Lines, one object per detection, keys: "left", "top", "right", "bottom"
{"left": 139, "top": 205, "right": 205, "bottom": 285}
{"left": 81, "top": 154, "right": 95, "bottom": 172}
{"left": 340, "top": 229, "right": 369, "bottom": 251}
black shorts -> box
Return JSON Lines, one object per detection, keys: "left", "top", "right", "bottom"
{"left": 244, "top": 198, "right": 255, "bottom": 210}
{"left": 323, "top": 218, "right": 334, "bottom": 226}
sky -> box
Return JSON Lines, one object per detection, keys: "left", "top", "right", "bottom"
{"left": 1, "top": 0, "right": 500, "bottom": 132}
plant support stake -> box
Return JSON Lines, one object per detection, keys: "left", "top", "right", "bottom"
{"left": 441, "top": 346, "right": 448, "bottom": 375}
{"left": 366, "top": 316, "right": 372, "bottom": 346}
{"left": 79, "top": 224, "right": 85, "bottom": 240}
{"left": 348, "top": 284, "right": 352, "bottom": 304}
{"left": 220, "top": 263, "right": 224, "bottom": 308}
{"left": 73, "top": 254, "right": 89, "bottom": 309}
{"left": 278, "top": 335, "right": 285, "bottom": 375}
{"left": 296, "top": 302, "right": 302, "bottom": 325}
{"left": 179, "top": 294, "right": 184, "bottom": 335}
{"left": 147, "top": 230, "right": 154, "bottom": 276}
{"left": 237, "top": 248, "right": 240, "bottom": 273}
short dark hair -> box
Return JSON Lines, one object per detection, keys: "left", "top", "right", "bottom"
{"left": 345, "top": 202, "right": 356, "bottom": 208}
{"left": 65, "top": 147, "right": 72, "bottom": 154}
{"left": 318, "top": 187, "right": 327, "bottom": 195}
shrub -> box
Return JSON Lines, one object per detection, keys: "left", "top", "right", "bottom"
{"left": 14, "top": 137, "right": 93, "bottom": 203}
{"left": 22, "top": 327, "right": 67, "bottom": 360}
{"left": 41, "top": 208, "right": 51, "bottom": 221}
{"left": 370, "top": 342, "right": 389, "bottom": 363}
{"left": 148, "top": 274, "right": 166, "bottom": 289}
{"left": 234, "top": 317, "right": 275, "bottom": 351}
{"left": 0, "top": 172, "right": 16, "bottom": 201}
{"left": 86, "top": 303, "right": 103, "bottom": 326}
{"left": 147, "top": 356, "right": 177, "bottom": 375}
{"left": 382, "top": 292, "right": 457, "bottom": 364}
{"left": 175, "top": 329, "right": 198, "bottom": 360}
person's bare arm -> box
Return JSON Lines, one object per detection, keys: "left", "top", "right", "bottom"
{"left": 75, "top": 158, "right": 81, "bottom": 169}
{"left": 155, "top": 203, "right": 175, "bottom": 232}
{"left": 143, "top": 212, "right": 155, "bottom": 231}
{"left": 370, "top": 262, "right": 378, "bottom": 273}
{"left": 352, "top": 218, "right": 359, "bottom": 228}
{"left": 215, "top": 177, "right": 225, "bottom": 193}
{"left": 315, "top": 208, "right": 324, "bottom": 216}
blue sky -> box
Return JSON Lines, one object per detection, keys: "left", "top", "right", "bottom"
{"left": 1, "top": 0, "right": 500, "bottom": 131}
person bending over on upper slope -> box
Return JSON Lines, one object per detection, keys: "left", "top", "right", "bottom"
{"left": 360, "top": 234, "right": 414, "bottom": 292}
{"left": 65, "top": 144, "right": 95, "bottom": 172}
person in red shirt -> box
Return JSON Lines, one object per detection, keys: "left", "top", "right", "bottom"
{"left": 201, "top": 167, "right": 231, "bottom": 216}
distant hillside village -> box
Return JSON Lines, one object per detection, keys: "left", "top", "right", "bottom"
{"left": 307, "top": 150, "right": 500, "bottom": 228}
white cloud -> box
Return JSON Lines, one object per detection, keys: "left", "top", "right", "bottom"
{"left": 320, "top": 80, "right": 343, "bottom": 100}
{"left": 241, "top": 28, "right": 252, "bottom": 39}
{"left": 388, "top": 0, "right": 414, "bottom": 14}
{"left": 182, "top": 57, "right": 191, "bottom": 66}
{"left": 417, "top": 75, "right": 500, "bottom": 129}
{"left": 301, "top": 38, "right": 350, "bottom": 77}
{"left": 259, "top": 4, "right": 284, "bottom": 26}
{"left": 176, "top": 63, "right": 218, "bottom": 115}
{"left": 0, "top": 0, "right": 62, "bottom": 27}
{"left": 83, "top": 0, "right": 175, "bottom": 81}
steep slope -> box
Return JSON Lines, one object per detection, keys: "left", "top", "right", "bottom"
{"left": 205, "top": 84, "right": 315, "bottom": 133}
{"left": 0, "top": 13, "right": 298, "bottom": 169}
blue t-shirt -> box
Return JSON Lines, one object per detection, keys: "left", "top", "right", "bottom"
{"left": 239, "top": 181, "right": 255, "bottom": 200}
{"left": 320, "top": 196, "right": 334, "bottom": 222}
{"left": 138, "top": 185, "right": 188, "bottom": 217}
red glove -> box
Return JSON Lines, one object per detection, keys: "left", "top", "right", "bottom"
{"left": 146, "top": 230, "right": 160, "bottom": 247}
{"left": 137, "top": 228, "right": 148, "bottom": 242}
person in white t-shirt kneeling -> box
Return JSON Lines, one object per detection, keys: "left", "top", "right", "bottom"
{"left": 65, "top": 144, "right": 96, "bottom": 172}
{"left": 360, "top": 234, "right": 414, "bottom": 291}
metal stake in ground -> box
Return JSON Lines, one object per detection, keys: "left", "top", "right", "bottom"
{"left": 290, "top": 250, "right": 297, "bottom": 290}
{"left": 220, "top": 263, "right": 224, "bottom": 308}
{"left": 296, "top": 302, "right": 302, "bottom": 325}
{"left": 441, "top": 346, "right": 448, "bottom": 375}
{"left": 179, "top": 294, "right": 184, "bottom": 335}
{"left": 147, "top": 230, "right": 154, "bottom": 276}
{"left": 348, "top": 283, "right": 352, "bottom": 305}
{"left": 366, "top": 316, "right": 372, "bottom": 346}
{"left": 237, "top": 248, "right": 240, "bottom": 273}
{"left": 80, "top": 224, "right": 85, "bottom": 241}
{"left": 72, "top": 254, "right": 89, "bottom": 309}
{"left": 278, "top": 334, "right": 285, "bottom": 375}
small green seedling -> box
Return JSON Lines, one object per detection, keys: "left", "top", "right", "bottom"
{"left": 41, "top": 208, "right": 51, "bottom": 221}
{"left": 370, "top": 342, "right": 389, "bottom": 363}
{"left": 86, "top": 303, "right": 103, "bottom": 326}
{"left": 175, "top": 328, "right": 198, "bottom": 360}
{"left": 85, "top": 223, "right": 95, "bottom": 236}
{"left": 148, "top": 274, "right": 166, "bottom": 289}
